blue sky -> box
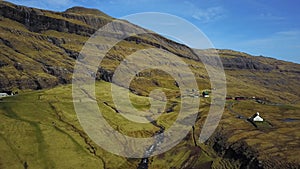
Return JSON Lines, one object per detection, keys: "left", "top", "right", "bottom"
{"left": 6, "top": 0, "right": 300, "bottom": 63}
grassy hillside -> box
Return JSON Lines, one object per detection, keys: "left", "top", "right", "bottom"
{"left": 0, "top": 1, "right": 299, "bottom": 105}
{"left": 0, "top": 1, "right": 300, "bottom": 169}
{"left": 1, "top": 80, "right": 299, "bottom": 168}
{"left": 0, "top": 81, "right": 221, "bottom": 169}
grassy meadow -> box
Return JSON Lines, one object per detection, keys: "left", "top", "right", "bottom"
{"left": 0, "top": 80, "right": 219, "bottom": 169}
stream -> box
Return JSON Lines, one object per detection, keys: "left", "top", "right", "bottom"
{"left": 137, "top": 117, "right": 165, "bottom": 169}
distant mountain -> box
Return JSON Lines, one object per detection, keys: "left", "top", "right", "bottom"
{"left": 0, "top": 2, "right": 299, "bottom": 168}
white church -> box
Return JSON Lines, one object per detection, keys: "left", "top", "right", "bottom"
{"left": 250, "top": 112, "right": 264, "bottom": 122}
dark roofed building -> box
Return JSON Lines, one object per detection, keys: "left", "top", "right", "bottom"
{"left": 202, "top": 91, "right": 209, "bottom": 98}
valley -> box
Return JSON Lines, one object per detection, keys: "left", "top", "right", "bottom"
{"left": 0, "top": 1, "right": 300, "bottom": 168}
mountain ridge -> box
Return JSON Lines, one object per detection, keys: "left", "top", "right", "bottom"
{"left": 0, "top": 1, "right": 299, "bottom": 102}
{"left": 0, "top": 1, "right": 300, "bottom": 169}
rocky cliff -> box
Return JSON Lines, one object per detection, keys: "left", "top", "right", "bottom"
{"left": 0, "top": 1, "right": 300, "bottom": 168}
{"left": 0, "top": 1, "right": 200, "bottom": 90}
{"left": 206, "top": 128, "right": 300, "bottom": 169}
{"left": 1, "top": 1, "right": 299, "bottom": 93}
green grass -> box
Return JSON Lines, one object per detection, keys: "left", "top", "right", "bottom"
{"left": 220, "top": 99, "right": 300, "bottom": 165}
{"left": 0, "top": 81, "right": 215, "bottom": 168}
{"left": 0, "top": 2, "right": 300, "bottom": 167}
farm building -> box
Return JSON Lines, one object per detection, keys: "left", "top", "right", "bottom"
{"left": 202, "top": 91, "right": 209, "bottom": 98}
{"left": 0, "top": 91, "right": 17, "bottom": 97}
{"left": 249, "top": 112, "right": 264, "bottom": 122}
{"left": 226, "top": 96, "right": 233, "bottom": 100}
{"left": 0, "top": 93, "right": 9, "bottom": 97}
{"left": 235, "top": 96, "right": 247, "bottom": 100}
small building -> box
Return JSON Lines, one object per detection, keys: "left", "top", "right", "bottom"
{"left": 250, "top": 112, "right": 264, "bottom": 122}
{"left": 202, "top": 91, "right": 209, "bottom": 98}
{"left": 235, "top": 96, "right": 246, "bottom": 100}
{"left": 0, "top": 90, "right": 18, "bottom": 97}
{"left": 0, "top": 93, "right": 9, "bottom": 97}
{"left": 226, "top": 96, "right": 233, "bottom": 100}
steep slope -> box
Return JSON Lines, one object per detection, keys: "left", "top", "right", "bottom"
{"left": 0, "top": 1, "right": 300, "bottom": 169}
{"left": 0, "top": 1, "right": 196, "bottom": 90}
{"left": 0, "top": 1, "right": 299, "bottom": 104}
{"left": 1, "top": 1, "right": 299, "bottom": 102}
{"left": 199, "top": 48, "right": 300, "bottom": 102}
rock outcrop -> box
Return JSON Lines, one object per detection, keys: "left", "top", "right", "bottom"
{"left": 0, "top": 2, "right": 300, "bottom": 168}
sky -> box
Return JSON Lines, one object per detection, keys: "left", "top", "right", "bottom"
{"left": 5, "top": 0, "right": 300, "bottom": 63}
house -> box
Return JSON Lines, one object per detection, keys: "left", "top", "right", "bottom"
{"left": 226, "top": 96, "right": 233, "bottom": 100}
{"left": 2, "top": 90, "right": 12, "bottom": 95}
{"left": 249, "top": 112, "right": 264, "bottom": 122}
{"left": 202, "top": 91, "right": 209, "bottom": 98}
{"left": 0, "top": 93, "right": 9, "bottom": 97}
{"left": 0, "top": 90, "right": 18, "bottom": 97}
{"left": 235, "top": 96, "right": 246, "bottom": 100}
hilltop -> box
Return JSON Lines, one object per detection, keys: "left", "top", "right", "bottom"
{"left": 0, "top": 1, "right": 299, "bottom": 104}
{"left": 0, "top": 1, "right": 299, "bottom": 169}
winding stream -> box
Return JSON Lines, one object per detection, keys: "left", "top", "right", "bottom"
{"left": 137, "top": 117, "right": 165, "bottom": 169}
